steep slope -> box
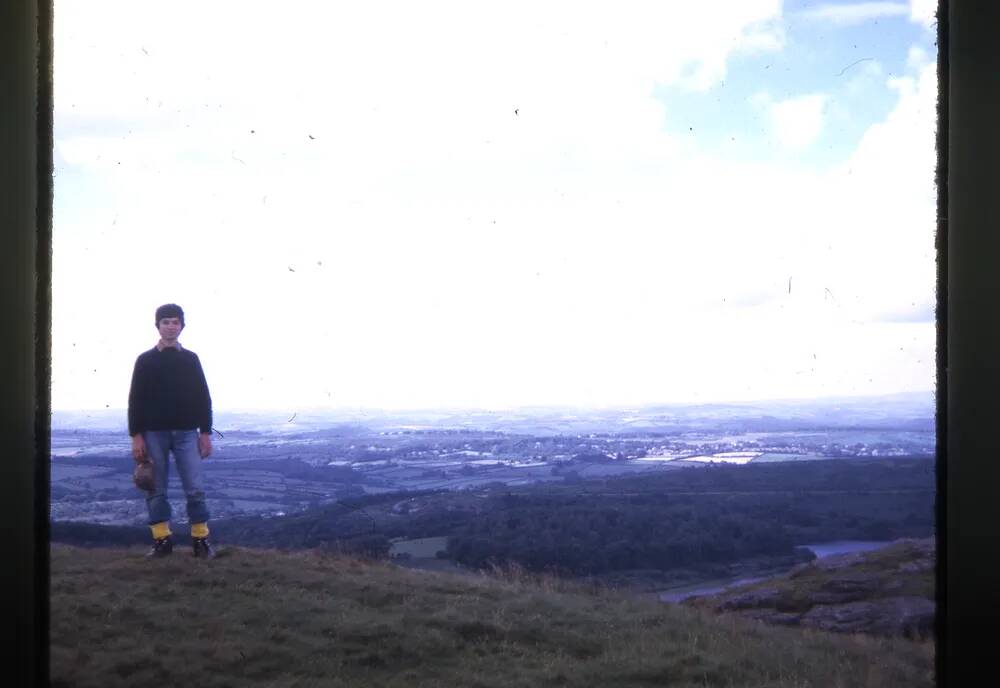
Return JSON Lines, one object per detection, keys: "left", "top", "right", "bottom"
{"left": 50, "top": 544, "right": 934, "bottom": 687}
{"left": 683, "top": 538, "right": 936, "bottom": 637}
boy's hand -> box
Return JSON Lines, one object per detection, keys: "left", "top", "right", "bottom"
{"left": 131, "top": 434, "right": 147, "bottom": 463}
{"left": 199, "top": 432, "right": 213, "bottom": 458}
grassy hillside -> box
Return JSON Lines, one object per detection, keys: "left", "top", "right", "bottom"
{"left": 683, "top": 538, "right": 936, "bottom": 638}
{"left": 51, "top": 545, "right": 934, "bottom": 688}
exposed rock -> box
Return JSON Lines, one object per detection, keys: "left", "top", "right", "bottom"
{"left": 682, "top": 537, "right": 936, "bottom": 638}
{"left": 786, "top": 563, "right": 813, "bottom": 579}
{"left": 804, "top": 574, "right": 882, "bottom": 604}
{"left": 799, "top": 600, "right": 879, "bottom": 634}
{"left": 882, "top": 578, "right": 905, "bottom": 594}
{"left": 811, "top": 551, "right": 868, "bottom": 571}
{"left": 897, "top": 560, "right": 934, "bottom": 574}
{"left": 741, "top": 609, "right": 802, "bottom": 626}
{"left": 800, "top": 597, "right": 935, "bottom": 638}
{"left": 895, "top": 537, "right": 936, "bottom": 556}
{"left": 806, "top": 590, "right": 870, "bottom": 606}
{"left": 820, "top": 573, "right": 880, "bottom": 594}
{"left": 718, "top": 588, "right": 783, "bottom": 611}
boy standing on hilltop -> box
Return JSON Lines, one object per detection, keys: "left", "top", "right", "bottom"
{"left": 128, "top": 303, "right": 216, "bottom": 559}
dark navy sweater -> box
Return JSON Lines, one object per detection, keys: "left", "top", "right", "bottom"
{"left": 127, "top": 346, "right": 213, "bottom": 436}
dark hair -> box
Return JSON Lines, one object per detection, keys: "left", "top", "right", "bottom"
{"left": 155, "top": 303, "right": 185, "bottom": 327}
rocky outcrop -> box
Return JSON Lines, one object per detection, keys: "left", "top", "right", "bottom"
{"left": 742, "top": 609, "right": 802, "bottom": 626}
{"left": 800, "top": 596, "right": 935, "bottom": 637}
{"left": 683, "top": 537, "right": 936, "bottom": 638}
{"left": 718, "top": 587, "right": 783, "bottom": 611}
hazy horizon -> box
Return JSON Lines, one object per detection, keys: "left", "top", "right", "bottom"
{"left": 52, "top": 388, "right": 934, "bottom": 419}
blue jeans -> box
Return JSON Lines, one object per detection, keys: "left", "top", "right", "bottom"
{"left": 142, "top": 430, "right": 210, "bottom": 526}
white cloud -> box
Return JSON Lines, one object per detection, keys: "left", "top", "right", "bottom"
{"left": 50, "top": 1, "right": 936, "bottom": 410}
{"left": 799, "top": 2, "right": 910, "bottom": 25}
{"left": 806, "top": 58, "right": 938, "bottom": 324}
{"left": 766, "top": 93, "right": 829, "bottom": 151}
{"left": 839, "top": 58, "right": 885, "bottom": 99}
{"left": 675, "top": 14, "right": 785, "bottom": 91}
{"left": 907, "top": 44, "right": 932, "bottom": 71}
{"left": 909, "top": 0, "right": 938, "bottom": 27}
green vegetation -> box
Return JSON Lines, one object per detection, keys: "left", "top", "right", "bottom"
{"left": 445, "top": 459, "right": 934, "bottom": 576}
{"left": 447, "top": 498, "right": 801, "bottom": 574}
{"left": 50, "top": 544, "right": 934, "bottom": 688}
{"left": 51, "top": 458, "right": 935, "bottom": 583}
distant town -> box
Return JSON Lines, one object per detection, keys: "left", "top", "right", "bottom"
{"left": 50, "top": 394, "right": 935, "bottom": 527}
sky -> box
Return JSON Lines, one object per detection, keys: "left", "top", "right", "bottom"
{"left": 52, "top": 0, "right": 938, "bottom": 413}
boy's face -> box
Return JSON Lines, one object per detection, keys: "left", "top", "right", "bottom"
{"left": 157, "top": 317, "right": 183, "bottom": 341}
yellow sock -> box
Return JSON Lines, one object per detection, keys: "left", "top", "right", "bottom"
{"left": 151, "top": 522, "right": 172, "bottom": 540}
{"left": 191, "top": 522, "right": 209, "bottom": 539}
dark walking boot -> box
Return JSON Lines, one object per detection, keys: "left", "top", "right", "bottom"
{"left": 192, "top": 537, "right": 216, "bottom": 560}
{"left": 145, "top": 536, "right": 173, "bottom": 559}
